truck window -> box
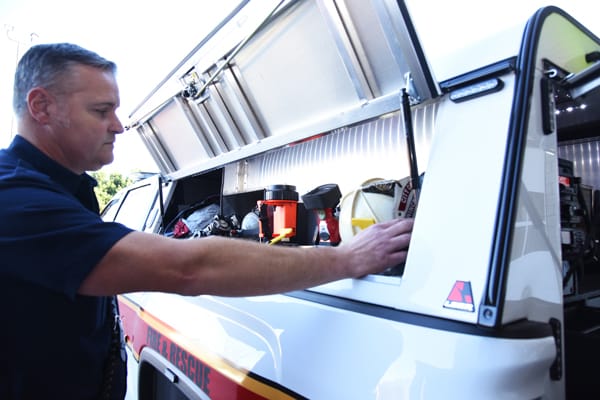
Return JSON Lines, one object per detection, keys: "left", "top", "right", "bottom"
{"left": 100, "top": 197, "right": 121, "bottom": 222}
{"left": 112, "top": 183, "right": 157, "bottom": 231}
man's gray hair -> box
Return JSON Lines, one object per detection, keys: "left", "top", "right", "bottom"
{"left": 13, "top": 43, "right": 117, "bottom": 117}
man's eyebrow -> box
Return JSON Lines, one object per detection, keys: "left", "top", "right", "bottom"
{"left": 91, "top": 101, "right": 118, "bottom": 108}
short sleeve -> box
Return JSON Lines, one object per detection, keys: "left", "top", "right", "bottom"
{"left": 0, "top": 183, "right": 133, "bottom": 299}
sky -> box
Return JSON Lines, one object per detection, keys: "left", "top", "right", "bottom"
{"left": 1, "top": 0, "right": 600, "bottom": 175}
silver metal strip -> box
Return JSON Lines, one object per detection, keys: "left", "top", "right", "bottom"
{"left": 218, "top": 66, "right": 267, "bottom": 143}
{"left": 175, "top": 96, "right": 217, "bottom": 158}
{"left": 316, "top": 0, "right": 372, "bottom": 101}
{"left": 187, "top": 100, "right": 228, "bottom": 156}
{"left": 334, "top": 0, "right": 380, "bottom": 97}
{"left": 138, "top": 123, "right": 176, "bottom": 174}
{"left": 204, "top": 81, "right": 247, "bottom": 150}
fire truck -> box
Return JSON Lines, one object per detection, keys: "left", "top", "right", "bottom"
{"left": 102, "top": 1, "right": 600, "bottom": 398}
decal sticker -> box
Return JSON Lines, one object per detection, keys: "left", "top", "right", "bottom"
{"left": 443, "top": 280, "right": 475, "bottom": 312}
{"left": 146, "top": 326, "right": 212, "bottom": 394}
{"left": 118, "top": 296, "right": 305, "bottom": 400}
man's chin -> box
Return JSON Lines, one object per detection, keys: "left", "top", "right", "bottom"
{"left": 89, "top": 156, "right": 114, "bottom": 171}
{"left": 102, "top": 151, "right": 115, "bottom": 164}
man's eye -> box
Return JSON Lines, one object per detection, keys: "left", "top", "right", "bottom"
{"left": 95, "top": 109, "right": 108, "bottom": 116}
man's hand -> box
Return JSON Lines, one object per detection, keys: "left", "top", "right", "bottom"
{"left": 341, "top": 218, "right": 414, "bottom": 278}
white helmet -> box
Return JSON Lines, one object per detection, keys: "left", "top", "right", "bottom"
{"left": 339, "top": 175, "right": 420, "bottom": 241}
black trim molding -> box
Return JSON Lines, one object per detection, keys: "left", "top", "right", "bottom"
{"left": 287, "top": 290, "right": 553, "bottom": 340}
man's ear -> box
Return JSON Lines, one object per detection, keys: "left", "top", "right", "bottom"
{"left": 27, "top": 87, "right": 52, "bottom": 124}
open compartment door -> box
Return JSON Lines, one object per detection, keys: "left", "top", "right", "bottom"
{"left": 127, "top": 0, "right": 438, "bottom": 180}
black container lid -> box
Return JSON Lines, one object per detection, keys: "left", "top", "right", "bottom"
{"left": 265, "top": 184, "right": 298, "bottom": 201}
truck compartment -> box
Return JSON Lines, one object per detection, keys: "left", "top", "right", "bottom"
{"left": 555, "top": 58, "right": 600, "bottom": 398}
{"left": 156, "top": 106, "right": 436, "bottom": 245}
{"left": 556, "top": 70, "right": 600, "bottom": 302}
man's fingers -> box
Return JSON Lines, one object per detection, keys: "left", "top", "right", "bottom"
{"left": 385, "top": 217, "right": 414, "bottom": 232}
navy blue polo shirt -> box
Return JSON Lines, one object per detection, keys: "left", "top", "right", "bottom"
{"left": 0, "top": 135, "right": 133, "bottom": 399}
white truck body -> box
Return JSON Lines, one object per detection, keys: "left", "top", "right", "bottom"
{"left": 102, "top": 1, "right": 600, "bottom": 398}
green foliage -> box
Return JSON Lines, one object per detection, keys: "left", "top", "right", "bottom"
{"left": 90, "top": 171, "right": 133, "bottom": 211}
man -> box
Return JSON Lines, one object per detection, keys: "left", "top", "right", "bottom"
{"left": 0, "top": 43, "right": 413, "bottom": 399}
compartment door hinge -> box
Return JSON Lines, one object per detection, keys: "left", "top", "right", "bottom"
{"left": 549, "top": 317, "right": 563, "bottom": 381}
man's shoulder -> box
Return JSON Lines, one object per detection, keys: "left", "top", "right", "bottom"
{"left": 0, "top": 149, "right": 54, "bottom": 187}
{"left": 0, "top": 156, "right": 75, "bottom": 215}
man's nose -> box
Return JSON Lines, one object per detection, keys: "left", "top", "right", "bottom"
{"left": 111, "top": 114, "right": 125, "bottom": 134}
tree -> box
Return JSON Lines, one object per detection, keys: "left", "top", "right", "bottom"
{"left": 90, "top": 171, "right": 133, "bottom": 211}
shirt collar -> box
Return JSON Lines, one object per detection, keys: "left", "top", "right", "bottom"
{"left": 8, "top": 135, "right": 98, "bottom": 195}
